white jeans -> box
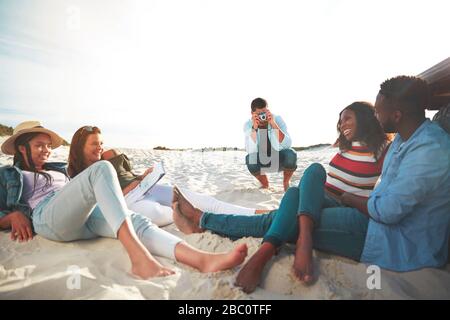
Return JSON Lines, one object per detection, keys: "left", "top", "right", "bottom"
{"left": 32, "top": 161, "right": 182, "bottom": 260}
{"left": 126, "top": 184, "right": 255, "bottom": 226}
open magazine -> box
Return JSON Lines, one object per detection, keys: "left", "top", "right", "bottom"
{"left": 125, "top": 161, "right": 165, "bottom": 205}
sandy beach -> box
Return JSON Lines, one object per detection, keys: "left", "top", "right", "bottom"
{"left": 1, "top": 138, "right": 449, "bottom": 299}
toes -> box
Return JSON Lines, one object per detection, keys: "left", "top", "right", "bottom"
{"left": 235, "top": 280, "right": 256, "bottom": 294}
{"left": 242, "top": 285, "right": 254, "bottom": 294}
{"left": 245, "top": 285, "right": 257, "bottom": 294}
{"left": 294, "top": 267, "right": 313, "bottom": 285}
{"left": 236, "top": 243, "right": 248, "bottom": 254}
{"left": 234, "top": 280, "right": 243, "bottom": 290}
{"left": 165, "top": 269, "right": 176, "bottom": 276}
{"left": 302, "top": 274, "right": 314, "bottom": 285}
{"left": 234, "top": 278, "right": 245, "bottom": 289}
{"left": 299, "top": 273, "right": 307, "bottom": 282}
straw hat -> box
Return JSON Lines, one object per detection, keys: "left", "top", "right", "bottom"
{"left": 1, "top": 121, "right": 63, "bottom": 155}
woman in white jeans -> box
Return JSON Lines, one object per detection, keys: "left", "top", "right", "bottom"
{"left": 67, "top": 126, "right": 266, "bottom": 226}
{"left": 0, "top": 121, "right": 248, "bottom": 279}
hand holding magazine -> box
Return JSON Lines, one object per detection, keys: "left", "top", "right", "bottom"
{"left": 125, "top": 161, "right": 165, "bottom": 204}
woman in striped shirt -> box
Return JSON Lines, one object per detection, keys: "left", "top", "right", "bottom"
{"left": 171, "top": 101, "right": 390, "bottom": 293}
{"left": 325, "top": 103, "right": 389, "bottom": 199}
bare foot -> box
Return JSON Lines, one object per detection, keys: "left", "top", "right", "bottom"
{"left": 235, "top": 242, "right": 276, "bottom": 293}
{"left": 200, "top": 243, "right": 248, "bottom": 273}
{"left": 255, "top": 174, "right": 269, "bottom": 189}
{"left": 172, "top": 202, "right": 203, "bottom": 234}
{"left": 283, "top": 170, "right": 294, "bottom": 192}
{"left": 293, "top": 234, "right": 314, "bottom": 285}
{"left": 173, "top": 187, "right": 203, "bottom": 224}
{"left": 131, "top": 257, "right": 175, "bottom": 279}
{"left": 255, "top": 209, "right": 271, "bottom": 214}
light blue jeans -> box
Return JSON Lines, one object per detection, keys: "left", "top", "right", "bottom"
{"left": 32, "top": 161, "right": 181, "bottom": 259}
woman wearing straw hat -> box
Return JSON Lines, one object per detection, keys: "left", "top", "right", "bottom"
{"left": 0, "top": 121, "right": 248, "bottom": 279}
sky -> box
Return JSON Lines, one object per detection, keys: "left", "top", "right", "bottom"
{"left": 0, "top": 0, "right": 448, "bottom": 149}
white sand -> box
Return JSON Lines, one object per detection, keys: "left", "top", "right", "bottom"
{"left": 1, "top": 138, "right": 449, "bottom": 299}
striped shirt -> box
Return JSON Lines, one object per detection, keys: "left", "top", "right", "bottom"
{"left": 325, "top": 141, "right": 388, "bottom": 198}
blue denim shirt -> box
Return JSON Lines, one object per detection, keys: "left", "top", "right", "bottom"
{"left": 362, "top": 120, "right": 450, "bottom": 271}
{"left": 0, "top": 162, "right": 68, "bottom": 220}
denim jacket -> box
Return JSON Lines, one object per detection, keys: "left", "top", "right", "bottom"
{"left": 0, "top": 162, "right": 68, "bottom": 220}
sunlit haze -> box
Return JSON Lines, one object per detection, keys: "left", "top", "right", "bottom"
{"left": 0, "top": 0, "right": 447, "bottom": 149}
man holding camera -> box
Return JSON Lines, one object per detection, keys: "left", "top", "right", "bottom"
{"left": 244, "top": 97, "right": 297, "bottom": 191}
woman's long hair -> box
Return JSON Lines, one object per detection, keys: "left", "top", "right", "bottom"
{"left": 14, "top": 132, "right": 53, "bottom": 192}
{"left": 336, "top": 102, "right": 388, "bottom": 160}
{"left": 67, "top": 126, "right": 101, "bottom": 178}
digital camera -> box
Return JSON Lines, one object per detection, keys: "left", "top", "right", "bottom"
{"left": 258, "top": 112, "right": 267, "bottom": 121}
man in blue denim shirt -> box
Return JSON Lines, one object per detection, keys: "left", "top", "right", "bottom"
{"left": 342, "top": 76, "right": 450, "bottom": 271}
{"left": 162, "top": 76, "right": 449, "bottom": 291}
{"left": 244, "top": 97, "right": 297, "bottom": 191}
